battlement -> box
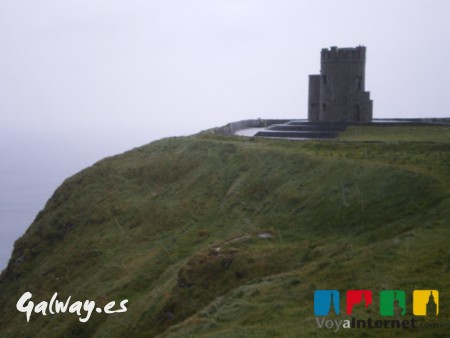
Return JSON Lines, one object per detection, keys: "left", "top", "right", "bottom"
{"left": 321, "top": 46, "right": 366, "bottom": 62}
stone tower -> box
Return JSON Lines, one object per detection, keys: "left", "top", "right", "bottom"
{"left": 308, "top": 46, "right": 373, "bottom": 122}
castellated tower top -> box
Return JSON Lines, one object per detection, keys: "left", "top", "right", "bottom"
{"left": 308, "top": 45, "right": 373, "bottom": 122}
{"left": 320, "top": 46, "right": 366, "bottom": 63}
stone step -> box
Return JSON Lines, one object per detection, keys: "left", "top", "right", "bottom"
{"left": 287, "top": 121, "right": 348, "bottom": 127}
{"left": 267, "top": 124, "right": 346, "bottom": 132}
{"left": 255, "top": 130, "right": 339, "bottom": 139}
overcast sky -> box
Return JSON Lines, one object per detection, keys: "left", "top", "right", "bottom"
{"left": 0, "top": 0, "right": 449, "bottom": 270}
{"left": 1, "top": 0, "right": 449, "bottom": 143}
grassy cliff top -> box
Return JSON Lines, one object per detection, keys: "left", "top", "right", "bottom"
{"left": 1, "top": 125, "right": 449, "bottom": 337}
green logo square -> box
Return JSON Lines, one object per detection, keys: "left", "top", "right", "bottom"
{"left": 380, "top": 290, "right": 406, "bottom": 316}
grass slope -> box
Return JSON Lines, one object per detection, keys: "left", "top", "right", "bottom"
{"left": 0, "top": 125, "right": 449, "bottom": 337}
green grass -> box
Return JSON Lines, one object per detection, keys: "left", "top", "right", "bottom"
{"left": 338, "top": 125, "right": 450, "bottom": 142}
{"left": 0, "top": 125, "right": 449, "bottom": 337}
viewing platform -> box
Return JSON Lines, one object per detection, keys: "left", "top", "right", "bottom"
{"left": 220, "top": 118, "right": 450, "bottom": 140}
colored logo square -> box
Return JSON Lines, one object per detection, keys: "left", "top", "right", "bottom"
{"left": 380, "top": 290, "right": 406, "bottom": 316}
{"left": 413, "top": 290, "right": 439, "bottom": 316}
{"left": 314, "top": 290, "right": 340, "bottom": 316}
{"left": 346, "top": 290, "right": 372, "bottom": 315}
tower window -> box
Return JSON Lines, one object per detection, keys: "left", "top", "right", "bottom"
{"left": 322, "top": 103, "right": 327, "bottom": 112}
{"left": 322, "top": 75, "right": 327, "bottom": 85}
{"left": 356, "top": 76, "right": 362, "bottom": 91}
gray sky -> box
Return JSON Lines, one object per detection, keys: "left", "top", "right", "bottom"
{"left": 0, "top": 0, "right": 449, "bottom": 269}
{"left": 1, "top": 0, "right": 449, "bottom": 143}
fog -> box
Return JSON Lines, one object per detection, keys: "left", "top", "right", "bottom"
{"left": 0, "top": 0, "right": 449, "bottom": 269}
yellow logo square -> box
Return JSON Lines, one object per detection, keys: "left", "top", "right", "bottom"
{"left": 413, "top": 290, "right": 439, "bottom": 316}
